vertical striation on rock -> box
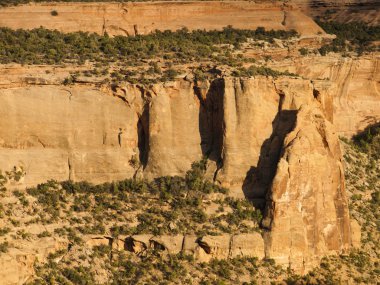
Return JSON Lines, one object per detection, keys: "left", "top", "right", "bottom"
{"left": 219, "top": 77, "right": 280, "bottom": 196}
{"left": 144, "top": 80, "right": 203, "bottom": 179}
{"left": 0, "top": 75, "right": 356, "bottom": 274}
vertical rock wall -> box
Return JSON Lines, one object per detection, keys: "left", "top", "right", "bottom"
{"left": 262, "top": 104, "right": 351, "bottom": 273}
{"left": 0, "top": 76, "right": 354, "bottom": 272}
{"left": 144, "top": 80, "right": 204, "bottom": 179}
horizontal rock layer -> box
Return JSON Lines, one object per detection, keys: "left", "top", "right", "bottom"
{"left": 293, "top": 0, "right": 380, "bottom": 25}
{"left": 1, "top": 233, "right": 264, "bottom": 285}
{"left": 0, "top": 1, "right": 324, "bottom": 36}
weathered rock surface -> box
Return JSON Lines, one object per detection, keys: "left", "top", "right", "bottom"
{"left": 219, "top": 77, "right": 332, "bottom": 198}
{"left": 293, "top": 0, "right": 380, "bottom": 26}
{"left": 0, "top": 69, "right": 362, "bottom": 277}
{"left": 0, "top": 85, "right": 139, "bottom": 186}
{"left": 144, "top": 81, "right": 203, "bottom": 179}
{"left": 0, "top": 1, "right": 324, "bottom": 36}
{"left": 86, "top": 233, "right": 265, "bottom": 262}
{"left": 269, "top": 54, "right": 380, "bottom": 136}
{"left": 230, "top": 233, "right": 265, "bottom": 259}
{"left": 0, "top": 75, "right": 336, "bottom": 197}
{"left": 0, "top": 237, "right": 68, "bottom": 285}
{"left": 262, "top": 104, "right": 351, "bottom": 273}
{"left": 195, "top": 235, "right": 231, "bottom": 262}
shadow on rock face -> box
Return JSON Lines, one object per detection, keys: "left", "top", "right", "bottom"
{"left": 242, "top": 109, "right": 297, "bottom": 202}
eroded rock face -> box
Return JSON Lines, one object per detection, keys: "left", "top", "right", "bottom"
{"left": 262, "top": 104, "right": 351, "bottom": 273}
{"left": 0, "top": 1, "right": 324, "bottom": 36}
{"left": 144, "top": 81, "right": 203, "bottom": 179}
{"left": 293, "top": 0, "right": 380, "bottom": 26}
{"left": 219, "top": 77, "right": 332, "bottom": 198}
{"left": 0, "top": 73, "right": 356, "bottom": 275}
{"left": 269, "top": 55, "right": 380, "bottom": 136}
{"left": 0, "top": 237, "right": 68, "bottom": 285}
{"left": 230, "top": 233, "right": 265, "bottom": 259}
{"left": 0, "top": 76, "right": 331, "bottom": 194}
{"left": 0, "top": 86, "right": 139, "bottom": 186}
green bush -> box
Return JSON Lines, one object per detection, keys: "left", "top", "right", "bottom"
{"left": 316, "top": 21, "right": 380, "bottom": 55}
{"left": 299, "top": 47, "right": 308, "bottom": 55}
{"left": 352, "top": 123, "right": 380, "bottom": 159}
{"left": 0, "top": 241, "right": 9, "bottom": 253}
{"left": 0, "top": 26, "right": 297, "bottom": 66}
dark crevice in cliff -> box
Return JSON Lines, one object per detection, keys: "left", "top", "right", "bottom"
{"left": 118, "top": 128, "right": 123, "bottom": 147}
{"left": 313, "top": 88, "right": 321, "bottom": 102}
{"left": 243, "top": 91, "right": 297, "bottom": 202}
{"left": 196, "top": 79, "right": 225, "bottom": 169}
{"left": 67, "top": 156, "right": 72, "bottom": 181}
{"left": 281, "top": 10, "right": 287, "bottom": 26}
{"left": 137, "top": 106, "right": 149, "bottom": 168}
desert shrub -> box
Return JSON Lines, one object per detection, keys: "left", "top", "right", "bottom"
{"left": 163, "top": 68, "right": 178, "bottom": 81}
{"left": 62, "top": 266, "right": 96, "bottom": 284}
{"left": 0, "top": 241, "right": 9, "bottom": 253}
{"left": 316, "top": 20, "right": 380, "bottom": 55}
{"left": 0, "top": 26, "right": 297, "bottom": 66}
{"left": 37, "top": 231, "right": 51, "bottom": 238}
{"left": 0, "top": 227, "right": 10, "bottom": 236}
{"left": 299, "top": 47, "right": 308, "bottom": 55}
{"left": 232, "top": 65, "right": 296, "bottom": 78}
{"left": 92, "top": 244, "right": 111, "bottom": 258}
{"left": 352, "top": 123, "right": 380, "bottom": 159}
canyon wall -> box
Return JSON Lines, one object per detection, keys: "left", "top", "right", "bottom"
{"left": 0, "top": 71, "right": 355, "bottom": 273}
{"left": 0, "top": 1, "right": 325, "bottom": 36}
{"left": 293, "top": 0, "right": 380, "bottom": 25}
{"left": 262, "top": 104, "right": 351, "bottom": 272}
{"left": 269, "top": 54, "right": 380, "bottom": 136}
{"left": 0, "top": 85, "right": 140, "bottom": 185}
{"left": 0, "top": 72, "right": 335, "bottom": 197}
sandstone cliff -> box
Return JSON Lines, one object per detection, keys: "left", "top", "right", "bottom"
{"left": 269, "top": 54, "right": 380, "bottom": 136}
{"left": 0, "top": 72, "right": 335, "bottom": 195}
{"left": 0, "top": 68, "right": 357, "bottom": 274}
{"left": 262, "top": 104, "right": 351, "bottom": 273}
{"left": 293, "top": 0, "right": 380, "bottom": 25}
{"left": 0, "top": 1, "right": 325, "bottom": 36}
{"left": 0, "top": 85, "right": 139, "bottom": 185}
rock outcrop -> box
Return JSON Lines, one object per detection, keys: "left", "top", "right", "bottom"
{"left": 0, "top": 85, "right": 140, "bottom": 186}
{"left": 293, "top": 0, "right": 380, "bottom": 26}
{"left": 0, "top": 74, "right": 336, "bottom": 196}
{"left": 269, "top": 54, "right": 380, "bottom": 136}
{"left": 0, "top": 1, "right": 325, "bottom": 36}
{"left": 262, "top": 104, "right": 351, "bottom": 273}
{"left": 144, "top": 81, "right": 204, "bottom": 179}
{"left": 0, "top": 237, "right": 68, "bottom": 285}
{"left": 86, "top": 233, "right": 265, "bottom": 262}
{"left": 0, "top": 70, "right": 357, "bottom": 275}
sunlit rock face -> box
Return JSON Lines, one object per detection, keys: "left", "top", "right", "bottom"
{"left": 0, "top": 71, "right": 355, "bottom": 276}
{"left": 0, "top": 1, "right": 324, "bottom": 36}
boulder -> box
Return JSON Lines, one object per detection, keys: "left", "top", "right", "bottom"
{"left": 195, "top": 235, "right": 231, "bottom": 262}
